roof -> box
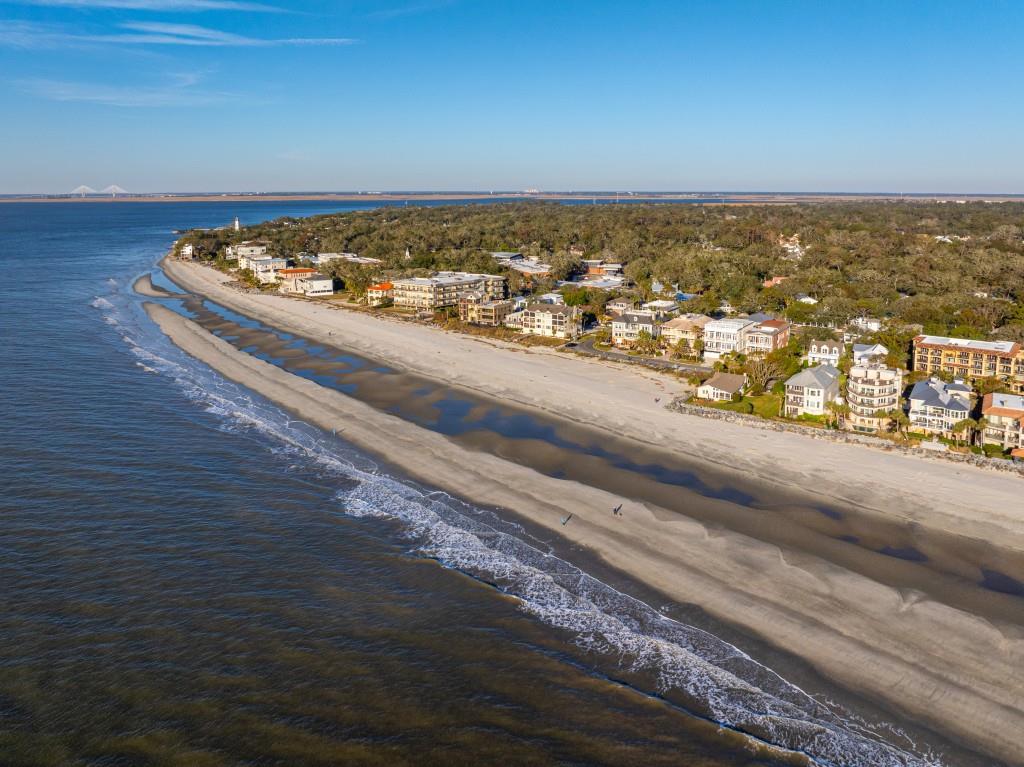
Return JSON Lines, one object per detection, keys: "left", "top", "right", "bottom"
{"left": 853, "top": 343, "right": 888, "bottom": 356}
{"left": 616, "top": 311, "right": 658, "bottom": 325}
{"left": 701, "top": 372, "right": 746, "bottom": 394}
{"left": 982, "top": 392, "right": 1024, "bottom": 418}
{"left": 528, "top": 303, "right": 577, "bottom": 313}
{"left": 278, "top": 268, "right": 317, "bottom": 276}
{"left": 299, "top": 273, "right": 331, "bottom": 281}
{"left": 752, "top": 319, "right": 790, "bottom": 333}
{"left": 368, "top": 282, "right": 393, "bottom": 291}
{"left": 661, "top": 314, "right": 711, "bottom": 331}
{"left": 393, "top": 272, "right": 502, "bottom": 287}
{"left": 909, "top": 378, "right": 971, "bottom": 412}
{"left": 914, "top": 335, "right": 1019, "bottom": 355}
{"left": 705, "top": 318, "right": 757, "bottom": 331}
{"left": 809, "top": 340, "right": 842, "bottom": 352}
{"left": 786, "top": 365, "right": 840, "bottom": 389}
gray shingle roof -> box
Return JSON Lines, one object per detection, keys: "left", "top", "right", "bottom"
{"left": 786, "top": 364, "right": 840, "bottom": 389}
{"left": 909, "top": 379, "right": 970, "bottom": 412}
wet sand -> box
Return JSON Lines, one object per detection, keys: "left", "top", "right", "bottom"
{"left": 132, "top": 273, "right": 173, "bottom": 298}
{"left": 146, "top": 300, "right": 1024, "bottom": 765}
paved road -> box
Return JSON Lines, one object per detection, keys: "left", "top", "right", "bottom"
{"left": 569, "top": 337, "right": 712, "bottom": 374}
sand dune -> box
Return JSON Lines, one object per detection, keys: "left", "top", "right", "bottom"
{"left": 147, "top": 293, "right": 1024, "bottom": 765}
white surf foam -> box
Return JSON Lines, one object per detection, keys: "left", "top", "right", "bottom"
{"left": 97, "top": 279, "right": 945, "bottom": 767}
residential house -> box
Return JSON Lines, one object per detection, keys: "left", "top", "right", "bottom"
{"left": 605, "top": 299, "right": 635, "bottom": 316}
{"left": 912, "top": 335, "right": 1024, "bottom": 394}
{"left": 701, "top": 318, "right": 757, "bottom": 361}
{"left": 907, "top": 377, "right": 972, "bottom": 436}
{"left": 611, "top": 311, "right": 659, "bottom": 348}
{"left": 846, "top": 362, "right": 903, "bottom": 432}
{"left": 850, "top": 316, "right": 883, "bottom": 333}
{"left": 980, "top": 393, "right": 1024, "bottom": 451}
{"left": 581, "top": 259, "right": 622, "bottom": 277}
{"left": 763, "top": 276, "right": 788, "bottom": 288}
{"left": 249, "top": 257, "right": 289, "bottom": 284}
{"left": 179, "top": 243, "right": 195, "bottom": 260}
{"left": 745, "top": 319, "right": 792, "bottom": 357}
{"left": 366, "top": 282, "right": 394, "bottom": 307}
{"left": 806, "top": 340, "right": 843, "bottom": 367}
{"left": 538, "top": 292, "right": 565, "bottom": 305}
{"left": 235, "top": 241, "right": 269, "bottom": 260}
{"left": 659, "top": 314, "right": 711, "bottom": 354}
{"left": 505, "top": 303, "right": 582, "bottom": 340}
{"left": 297, "top": 274, "right": 334, "bottom": 297}
{"left": 640, "top": 300, "right": 679, "bottom": 318}
{"left": 852, "top": 343, "right": 889, "bottom": 365}
{"left": 277, "top": 268, "right": 320, "bottom": 294}
{"left": 391, "top": 272, "right": 507, "bottom": 310}
{"left": 458, "top": 292, "right": 515, "bottom": 326}
{"left": 697, "top": 372, "right": 747, "bottom": 402}
{"left": 795, "top": 293, "right": 819, "bottom": 305}
{"left": 784, "top": 365, "right": 841, "bottom": 417}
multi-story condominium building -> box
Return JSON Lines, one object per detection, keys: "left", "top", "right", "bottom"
{"left": 806, "top": 340, "right": 843, "bottom": 367}
{"left": 277, "top": 268, "right": 320, "bottom": 293}
{"left": 846, "top": 362, "right": 903, "bottom": 432}
{"left": 784, "top": 365, "right": 841, "bottom": 417}
{"left": 907, "top": 377, "right": 972, "bottom": 436}
{"left": 458, "top": 292, "right": 515, "bottom": 326}
{"left": 179, "top": 243, "right": 195, "bottom": 260}
{"left": 296, "top": 274, "right": 334, "bottom": 297}
{"left": 391, "top": 272, "right": 507, "bottom": 310}
{"left": 248, "top": 257, "right": 289, "bottom": 284}
{"left": 611, "top": 311, "right": 659, "bottom": 347}
{"left": 366, "top": 282, "right": 393, "bottom": 307}
{"left": 505, "top": 303, "right": 582, "bottom": 340}
{"left": 232, "top": 241, "right": 269, "bottom": 263}
{"left": 912, "top": 335, "right": 1024, "bottom": 394}
{"left": 659, "top": 313, "right": 712, "bottom": 352}
{"left": 980, "top": 392, "right": 1024, "bottom": 450}
{"left": 745, "top": 319, "right": 792, "bottom": 357}
{"left": 702, "top": 318, "right": 757, "bottom": 361}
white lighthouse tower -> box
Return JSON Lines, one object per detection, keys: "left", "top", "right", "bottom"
{"left": 233, "top": 216, "right": 240, "bottom": 232}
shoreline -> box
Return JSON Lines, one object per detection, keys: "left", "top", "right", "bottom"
{"left": 6, "top": 192, "right": 1023, "bottom": 205}
{"left": 145, "top": 273, "right": 1024, "bottom": 763}
{"left": 163, "top": 258, "right": 1024, "bottom": 542}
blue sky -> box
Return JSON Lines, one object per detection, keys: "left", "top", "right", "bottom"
{"left": 1, "top": 0, "right": 1022, "bottom": 193}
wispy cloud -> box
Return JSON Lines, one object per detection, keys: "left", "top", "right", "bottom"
{"left": 16, "top": 71, "right": 236, "bottom": 106}
{"left": 0, "top": 19, "right": 357, "bottom": 48}
{"left": 368, "top": 0, "right": 454, "bottom": 20}
{"left": 8, "top": 0, "right": 282, "bottom": 10}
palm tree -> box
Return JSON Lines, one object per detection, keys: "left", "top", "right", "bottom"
{"left": 951, "top": 418, "right": 976, "bottom": 448}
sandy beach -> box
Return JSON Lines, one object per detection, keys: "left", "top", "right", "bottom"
{"left": 147, "top": 261, "right": 1024, "bottom": 764}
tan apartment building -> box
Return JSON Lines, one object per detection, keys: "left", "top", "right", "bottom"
{"left": 458, "top": 292, "right": 515, "bottom": 326}
{"left": 981, "top": 392, "right": 1024, "bottom": 450}
{"left": 506, "top": 303, "right": 582, "bottom": 340}
{"left": 846, "top": 362, "right": 903, "bottom": 432}
{"left": 391, "top": 272, "right": 508, "bottom": 310}
{"left": 366, "top": 282, "right": 393, "bottom": 307}
{"left": 913, "top": 335, "right": 1024, "bottom": 393}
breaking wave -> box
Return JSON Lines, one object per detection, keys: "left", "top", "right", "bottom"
{"left": 94, "top": 277, "right": 944, "bottom": 767}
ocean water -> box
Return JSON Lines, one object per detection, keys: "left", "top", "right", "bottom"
{"left": 0, "top": 201, "right": 945, "bottom": 766}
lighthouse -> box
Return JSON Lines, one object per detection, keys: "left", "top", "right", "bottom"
{"left": 233, "top": 216, "right": 240, "bottom": 232}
